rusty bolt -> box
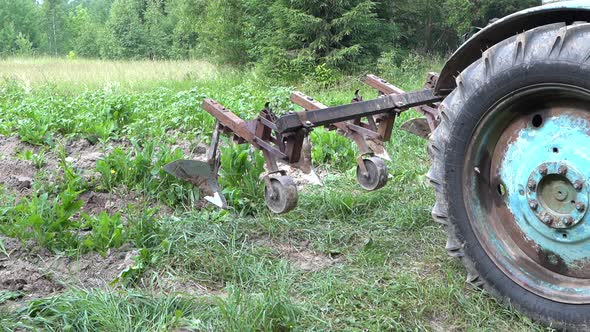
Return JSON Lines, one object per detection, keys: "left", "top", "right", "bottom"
{"left": 527, "top": 180, "right": 537, "bottom": 191}
{"left": 539, "top": 165, "right": 548, "bottom": 176}
{"left": 564, "top": 217, "right": 574, "bottom": 227}
{"left": 559, "top": 165, "right": 569, "bottom": 175}
{"left": 529, "top": 200, "right": 539, "bottom": 211}
{"left": 574, "top": 180, "right": 584, "bottom": 191}
{"left": 576, "top": 202, "right": 586, "bottom": 212}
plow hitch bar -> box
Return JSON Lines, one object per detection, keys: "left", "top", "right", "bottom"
{"left": 165, "top": 73, "right": 443, "bottom": 214}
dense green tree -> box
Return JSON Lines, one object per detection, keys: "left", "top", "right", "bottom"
{"left": 68, "top": 5, "right": 100, "bottom": 57}
{"left": 0, "top": 0, "right": 44, "bottom": 56}
{"left": 196, "top": 0, "right": 250, "bottom": 65}
{"left": 167, "top": 0, "right": 201, "bottom": 58}
{"left": 144, "top": 0, "right": 174, "bottom": 59}
{"left": 0, "top": 0, "right": 543, "bottom": 71}
{"left": 475, "top": 0, "right": 541, "bottom": 26}
{"left": 105, "top": 0, "right": 147, "bottom": 59}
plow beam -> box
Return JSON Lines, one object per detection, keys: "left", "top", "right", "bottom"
{"left": 276, "top": 88, "right": 443, "bottom": 134}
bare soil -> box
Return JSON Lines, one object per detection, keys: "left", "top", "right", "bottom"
{"left": 0, "top": 235, "right": 138, "bottom": 304}
{"left": 0, "top": 136, "right": 152, "bottom": 305}
{"left": 256, "top": 238, "right": 338, "bottom": 272}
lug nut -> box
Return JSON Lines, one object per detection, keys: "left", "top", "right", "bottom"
{"left": 576, "top": 202, "right": 586, "bottom": 212}
{"left": 574, "top": 180, "right": 584, "bottom": 191}
{"left": 559, "top": 165, "right": 568, "bottom": 175}
{"left": 543, "top": 214, "right": 554, "bottom": 225}
{"left": 528, "top": 180, "right": 537, "bottom": 191}
{"left": 539, "top": 165, "right": 548, "bottom": 176}
{"left": 529, "top": 200, "right": 539, "bottom": 211}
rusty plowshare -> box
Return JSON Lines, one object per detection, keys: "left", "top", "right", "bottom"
{"left": 165, "top": 1, "right": 590, "bottom": 330}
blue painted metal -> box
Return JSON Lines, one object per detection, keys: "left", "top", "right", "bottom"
{"left": 436, "top": 1, "right": 590, "bottom": 93}
{"left": 501, "top": 114, "right": 590, "bottom": 264}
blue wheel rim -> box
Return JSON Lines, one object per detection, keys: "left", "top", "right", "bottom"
{"left": 465, "top": 85, "right": 590, "bottom": 304}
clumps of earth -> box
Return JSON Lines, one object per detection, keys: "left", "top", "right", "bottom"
{"left": 0, "top": 134, "right": 329, "bottom": 306}
{"left": 0, "top": 235, "right": 138, "bottom": 305}
{"left": 0, "top": 135, "right": 153, "bottom": 305}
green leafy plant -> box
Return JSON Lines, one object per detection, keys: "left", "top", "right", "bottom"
{"left": 16, "top": 149, "right": 47, "bottom": 169}
{"left": 311, "top": 129, "right": 357, "bottom": 172}
{"left": 219, "top": 143, "right": 265, "bottom": 215}
{"left": 1, "top": 188, "right": 84, "bottom": 252}
{"left": 82, "top": 212, "right": 125, "bottom": 255}
{"left": 0, "top": 237, "right": 7, "bottom": 256}
{"left": 96, "top": 140, "right": 198, "bottom": 207}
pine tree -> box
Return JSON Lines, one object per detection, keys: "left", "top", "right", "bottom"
{"left": 264, "top": 0, "right": 381, "bottom": 75}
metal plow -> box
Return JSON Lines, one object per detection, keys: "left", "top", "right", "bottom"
{"left": 165, "top": 73, "right": 443, "bottom": 214}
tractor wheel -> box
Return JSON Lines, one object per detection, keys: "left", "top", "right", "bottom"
{"left": 429, "top": 22, "right": 590, "bottom": 330}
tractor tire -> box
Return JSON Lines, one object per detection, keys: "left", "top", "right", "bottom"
{"left": 429, "top": 22, "right": 590, "bottom": 330}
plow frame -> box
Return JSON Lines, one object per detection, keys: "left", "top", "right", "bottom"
{"left": 172, "top": 73, "right": 446, "bottom": 213}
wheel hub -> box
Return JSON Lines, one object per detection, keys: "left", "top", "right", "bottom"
{"left": 527, "top": 162, "right": 588, "bottom": 229}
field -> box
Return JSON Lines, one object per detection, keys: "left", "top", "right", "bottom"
{"left": 0, "top": 58, "right": 549, "bottom": 331}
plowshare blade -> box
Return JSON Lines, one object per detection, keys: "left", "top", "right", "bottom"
{"left": 367, "top": 141, "right": 392, "bottom": 162}
{"left": 303, "top": 169, "right": 323, "bottom": 186}
{"left": 205, "top": 178, "right": 228, "bottom": 209}
{"left": 164, "top": 159, "right": 213, "bottom": 180}
{"left": 374, "top": 150, "right": 392, "bottom": 162}
{"left": 400, "top": 118, "right": 431, "bottom": 139}
{"left": 164, "top": 159, "right": 228, "bottom": 209}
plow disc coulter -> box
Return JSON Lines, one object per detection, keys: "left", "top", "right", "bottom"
{"left": 166, "top": 2, "right": 590, "bottom": 330}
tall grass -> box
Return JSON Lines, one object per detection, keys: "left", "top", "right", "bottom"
{"left": 0, "top": 57, "right": 219, "bottom": 91}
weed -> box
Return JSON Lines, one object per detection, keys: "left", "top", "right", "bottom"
{"left": 16, "top": 149, "right": 47, "bottom": 169}
{"left": 96, "top": 140, "right": 197, "bottom": 207}
{"left": 0, "top": 237, "right": 6, "bottom": 256}
{"left": 82, "top": 212, "right": 125, "bottom": 255}
{"left": 214, "top": 284, "right": 301, "bottom": 331}
{"left": 218, "top": 143, "right": 265, "bottom": 215}
{"left": 9, "top": 289, "right": 199, "bottom": 331}
{"left": 0, "top": 291, "right": 23, "bottom": 305}
{"left": 0, "top": 188, "right": 84, "bottom": 252}
{"left": 310, "top": 128, "right": 357, "bottom": 172}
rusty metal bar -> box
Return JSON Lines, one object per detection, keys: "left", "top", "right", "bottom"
{"left": 363, "top": 75, "right": 405, "bottom": 95}
{"left": 202, "top": 99, "right": 256, "bottom": 143}
{"left": 291, "top": 91, "right": 328, "bottom": 110}
{"left": 276, "top": 89, "right": 443, "bottom": 133}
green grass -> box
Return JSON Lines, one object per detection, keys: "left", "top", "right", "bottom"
{"left": 0, "top": 57, "right": 553, "bottom": 331}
